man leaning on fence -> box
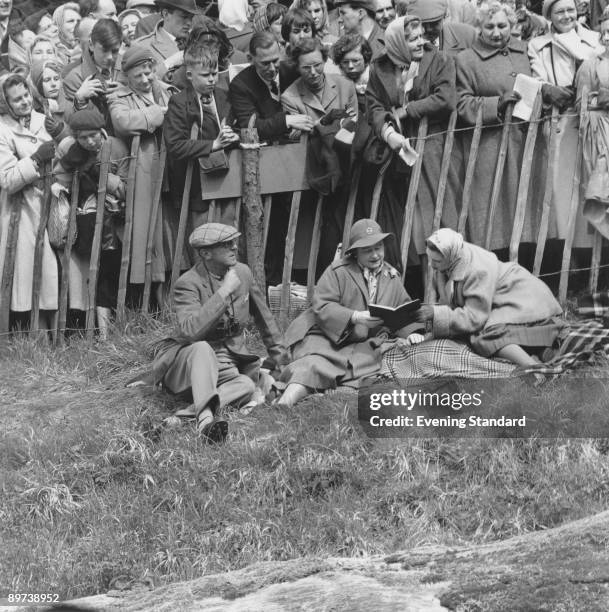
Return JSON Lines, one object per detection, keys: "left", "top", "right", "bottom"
{"left": 152, "top": 223, "right": 288, "bottom": 443}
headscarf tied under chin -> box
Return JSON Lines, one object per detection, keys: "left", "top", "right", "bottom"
{"left": 426, "top": 228, "right": 465, "bottom": 275}
{"left": 53, "top": 3, "right": 79, "bottom": 48}
{"left": 0, "top": 73, "right": 28, "bottom": 122}
{"left": 384, "top": 16, "right": 418, "bottom": 68}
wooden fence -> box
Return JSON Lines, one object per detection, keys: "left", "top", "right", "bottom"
{"left": 0, "top": 92, "right": 605, "bottom": 341}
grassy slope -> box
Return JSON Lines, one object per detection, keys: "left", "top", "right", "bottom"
{"left": 2, "top": 317, "right": 609, "bottom": 601}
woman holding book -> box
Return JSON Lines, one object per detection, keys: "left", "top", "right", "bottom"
{"left": 277, "top": 219, "right": 425, "bottom": 407}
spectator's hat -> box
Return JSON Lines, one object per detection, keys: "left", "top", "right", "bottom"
{"left": 126, "top": 0, "right": 155, "bottom": 8}
{"left": 346, "top": 219, "right": 391, "bottom": 252}
{"left": 67, "top": 109, "right": 106, "bottom": 131}
{"left": 118, "top": 8, "right": 142, "bottom": 25}
{"left": 121, "top": 44, "right": 155, "bottom": 72}
{"left": 333, "top": 0, "right": 376, "bottom": 14}
{"left": 189, "top": 223, "right": 241, "bottom": 248}
{"left": 542, "top": 0, "right": 562, "bottom": 19}
{"left": 154, "top": 0, "right": 198, "bottom": 15}
{"left": 405, "top": 0, "right": 448, "bottom": 22}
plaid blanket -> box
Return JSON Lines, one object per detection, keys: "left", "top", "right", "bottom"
{"left": 576, "top": 292, "right": 609, "bottom": 319}
{"left": 380, "top": 339, "right": 516, "bottom": 380}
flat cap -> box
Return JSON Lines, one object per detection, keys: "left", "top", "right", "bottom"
{"left": 189, "top": 223, "right": 241, "bottom": 248}
{"left": 67, "top": 108, "right": 106, "bottom": 131}
{"left": 405, "top": 0, "right": 447, "bottom": 22}
{"left": 121, "top": 44, "right": 155, "bottom": 73}
{"left": 333, "top": 0, "right": 376, "bottom": 13}
{"left": 126, "top": 0, "right": 155, "bottom": 7}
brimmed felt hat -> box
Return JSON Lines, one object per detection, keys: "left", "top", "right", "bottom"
{"left": 346, "top": 219, "right": 391, "bottom": 252}
{"left": 189, "top": 223, "right": 241, "bottom": 248}
{"left": 68, "top": 108, "right": 106, "bottom": 131}
{"left": 121, "top": 44, "right": 155, "bottom": 72}
{"left": 333, "top": 0, "right": 375, "bottom": 13}
{"left": 154, "top": 0, "right": 198, "bottom": 15}
{"left": 405, "top": 0, "right": 447, "bottom": 22}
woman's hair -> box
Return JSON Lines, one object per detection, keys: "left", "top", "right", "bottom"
{"left": 291, "top": 0, "right": 328, "bottom": 29}
{"left": 403, "top": 15, "right": 422, "bottom": 36}
{"left": 281, "top": 8, "right": 317, "bottom": 43}
{"left": 184, "top": 42, "right": 219, "bottom": 71}
{"left": 29, "top": 34, "right": 56, "bottom": 53}
{"left": 3, "top": 73, "right": 28, "bottom": 94}
{"left": 331, "top": 33, "right": 373, "bottom": 66}
{"left": 475, "top": 1, "right": 518, "bottom": 28}
{"left": 90, "top": 17, "right": 122, "bottom": 48}
{"left": 290, "top": 36, "right": 327, "bottom": 64}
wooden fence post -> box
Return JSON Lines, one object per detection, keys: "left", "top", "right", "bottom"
{"left": 458, "top": 103, "right": 483, "bottom": 234}
{"left": 85, "top": 140, "right": 111, "bottom": 340}
{"left": 400, "top": 118, "right": 428, "bottom": 279}
{"left": 240, "top": 115, "right": 266, "bottom": 292}
{"left": 56, "top": 171, "right": 79, "bottom": 345}
{"left": 340, "top": 162, "right": 362, "bottom": 256}
{"left": 116, "top": 135, "right": 140, "bottom": 323}
{"left": 509, "top": 93, "right": 543, "bottom": 262}
{"left": 307, "top": 193, "right": 324, "bottom": 303}
{"left": 280, "top": 191, "right": 302, "bottom": 328}
{"left": 0, "top": 194, "right": 22, "bottom": 336}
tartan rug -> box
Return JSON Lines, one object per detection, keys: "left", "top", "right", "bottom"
{"left": 576, "top": 291, "right": 609, "bottom": 319}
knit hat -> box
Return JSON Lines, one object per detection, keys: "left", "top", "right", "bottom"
{"left": 67, "top": 108, "right": 106, "bottom": 131}
{"left": 405, "top": 0, "right": 447, "bottom": 22}
{"left": 121, "top": 44, "right": 155, "bottom": 73}
{"left": 189, "top": 223, "right": 241, "bottom": 248}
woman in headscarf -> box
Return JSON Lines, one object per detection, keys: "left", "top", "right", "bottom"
{"left": 291, "top": 0, "right": 339, "bottom": 50}
{"left": 277, "top": 219, "right": 425, "bottom": 407}
{"left": 366, "top": 15, "right": 456, "bottom": 282}
{"left": 29, "top": 59, "right": 70, "bottom": 142}
{"left": 28, "top": 35, "right": 59, "bottom": 65}
{"left": 252, "top": 3, "right": 288, "bottom": 57}
{"left": 416, "top": 228, "right": 564, "bottom": 366}
{"left": 52, "top": 2, "right": 82, "bottom": 66}
{"left": 528, "top": 0, "right": 603, "bottom": 249}
{"left": 0, "top": 73, "right": 57, "bottom": 330}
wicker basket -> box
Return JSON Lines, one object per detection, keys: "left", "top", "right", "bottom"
{"left": 268, "top": 283, "right": 309, "bottom": 320}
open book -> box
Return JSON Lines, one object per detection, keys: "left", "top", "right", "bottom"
{"left": 369, "top": 299, "right": 421, "bottom": 329}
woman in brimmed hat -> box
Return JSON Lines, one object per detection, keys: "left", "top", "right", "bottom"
{"left": 277, "top": 219, "right": 425, "bottom": 407}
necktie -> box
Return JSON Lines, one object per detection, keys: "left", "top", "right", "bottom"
{"left": 270, "top": 81, "right": 279, "bottom": 96}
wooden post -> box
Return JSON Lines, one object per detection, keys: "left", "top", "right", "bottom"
{"left": 262, "top": 195, "right": 272, "bottom": 252}
{"left": 369, "top": 164, "right": 386, "bottom": 222}
{"left": 484, "top": 104, "right": 513, "bottom": 250}
{"left": 280, "top": 191, "right": 301, "bottom": 328}
{"left": 85, "top": 140, "right": 111, "bottom": 340}
{"left": 234, "top": 197, "right": 242, "bottom": 227}
{"left": 170, "top": 124, "right": 198, "bottom": 297}
{"left": 116, "top": 135, "right": 140, "bottom": 323}
{"left": 30, "top": 161, "right": 53, "bottom": 333}
{"left": 142, "top": 137, "right": 167, "bottom": 313}
{"left": 458, "top": 104, "right": 484, "bottom": 234}
{"left": 340, "top": 162, "right": 362, "bottom": 256}
{"left": 534, "top": 106, "right": 559, "bottom": 277}
{"left": 400, "top": 118, "right": 428, "bottom": 280}
{"left": 0, "top": 195, "right": 22, "bottom": 335}
{"left": 559, "top": 91, "right": 588, "bottom": 303}
{"left": 425, "top": 110, "right": 457, "bottom": 302}
{"left": 56, "top": 171, "right": 79, "bottom": 345}
{"left": 509, "top": 94, "right": 543, "bottom": 262}
{"left": 589, "top": 232, "right": 603, "bottom": 293}
{"left": 240, "top": 114, "right": 266, "bottom": 292}
{"left": 307, "top": 193, "right": 324, "bottom": 303}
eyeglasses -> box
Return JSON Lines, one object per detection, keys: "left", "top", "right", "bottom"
{"left": 215, "top": 239, "right": 239, "bottom": 250}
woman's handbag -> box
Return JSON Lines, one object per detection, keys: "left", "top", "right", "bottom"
{"left": 198, "top": 150, "right": 230, "bottom": 174}
{"left": 47, "top": 186, "right": 71, "bottom": 249}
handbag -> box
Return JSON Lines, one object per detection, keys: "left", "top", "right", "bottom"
{"left": 198, "top": 150, "right": 229, "bottom": 174}
{"left": 47, "top": 188, "right": 71, "bottom": 249}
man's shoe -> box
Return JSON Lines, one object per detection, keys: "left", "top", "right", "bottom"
{"left": 199, "top": 418, "right": 228, "bottom": 444}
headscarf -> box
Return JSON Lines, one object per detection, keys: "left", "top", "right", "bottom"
{"left": 0, "top": 73, "right": 31, "bottom": 125}
{"left": 30, "top": 59, "right": 62, "bottom": 97}
{"left": 53, "top": 2, "right": 81, "bottom": 49}
{"left": 426, "top": 228, "right": 465, "bottom": 276}
{"left": 384, "top": 16, "right": 418, "bottom": 67}
{"left": 219, "top": 0, "right": 249, "bottom": 32}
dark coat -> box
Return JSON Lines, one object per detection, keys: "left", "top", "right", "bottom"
{"left": 282, "top": 257, "right": 423, "bottom": 385}
{"left": 153, "top": 261, "right": 287, "bottom": 382}
{"left": 228, "top": 64, "right": 290, "bottom": 141}
{"left": 440, "top": 22, "right": 477, "bottom": 57}
{"left": 365, "top": 48, "right": 458, "bottom": 255}
{"left": 367, "top": 21, "right": 386, "bottom": 59}
{"left": 163, "top": 82, "right": 232, "bottom": 212}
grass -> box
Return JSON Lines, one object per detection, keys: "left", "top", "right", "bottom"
{"left": 1, "top": 313, "right": 609, "bottom": 601}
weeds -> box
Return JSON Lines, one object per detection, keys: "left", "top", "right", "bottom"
{"left": 1, "top": 315, "right": 609, "bottom": 599}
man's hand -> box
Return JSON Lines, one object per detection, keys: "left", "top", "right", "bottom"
{"left": 219, "top": 267, "right": 241, "bottom": 298}
{"left": 103, "top": 80, "right": 120, "bottom": 96}
{"left": 351, "top": 310, "right": 384, "bottom": 328}
{"left": 31, "top": 141, "right": 56, "bottom": 165}
{"left": 212, "top": 122, "right": 240, "bottom": 151}
{"left": 75, "top": 75, "right": 105, "bottom": 102}
{"left": 286, "top": 114, "right": 314, "bottom": 132}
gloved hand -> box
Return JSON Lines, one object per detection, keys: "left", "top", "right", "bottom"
{"left": 541, "top": 84, "right": 574, "bottom": 110}
{"left": 31, "top": 141, "right": 56, "bottom": 165}
{"left": 44, "top": 115, "right": 65, "bottom": 139}
{"left": 497, "top": 91, "right": 521, "bottom": 119}
{"left": 596, "top": 87, "right": 609, "bottom": 109}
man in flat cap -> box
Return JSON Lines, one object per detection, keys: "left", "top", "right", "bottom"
{"left": 152, "top": 223, "right": 288, "bottom": 443}
{"left": 397, "top": 0, "right": 475, "bottom": 57}
{"left": 335, "top": 0, "right": 386, "bottom": 57}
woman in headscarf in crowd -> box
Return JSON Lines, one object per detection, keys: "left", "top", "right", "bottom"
{"left": 252, "top": 3, "right": 288, "bottom": 57}
{"left": 453, "top": 2, "right": 542, "bottom": 256}
{"left": 164, "top": 15, "right": 249, "bottom": 89}
{"left": 28, "top": 35, "right": 59, "bottom": 64}
{"left": 118, "top": 9, "right": 142, "bottom": 48}
{"left": 575, "top": 7, "right": 609, "bottom": 241}
{"left": 108, "top": 46, "right": 175, "bottom": 305}
{"left": 366, "top": 15, "right": 456, "bottom": 287}
{"left": 0, "top": 73, "right": 57, "bottom": 330}
{"left": 277, "top": 219, "right": 425, "bottom": 407}
{"left": 416, "top": 228, "right": 564, "bottom": 367}
{"left": 28, "top": 60, "right": 70, "bottom": 141}
{"left": 291, "top": 0, "right": 339, "bottom": 50}
{"left": 52, "top": 3, "right": 82, "bottom": 66}
{"left": 528, "top": 0, "right": 602, "bottom": 250}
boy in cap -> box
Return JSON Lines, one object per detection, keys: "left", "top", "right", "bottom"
{"left": 152, "top": 222, "right": 288, "bottom": 442}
